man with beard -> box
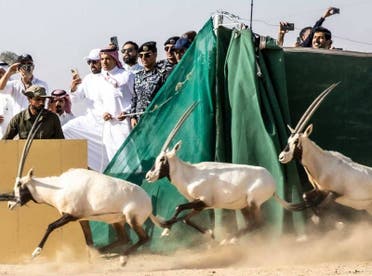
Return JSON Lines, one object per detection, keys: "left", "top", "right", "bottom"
{"left": 121, "top": 41, "right": 143, "bottom": 74}
{"left": 48, "top": 89, "right": 74, "bottom": 126}
{"left": 2, "top": 85, "right": 64, "bottom": 139}
{"left": 312, "top": 26, "right": 333, "bottom": 49}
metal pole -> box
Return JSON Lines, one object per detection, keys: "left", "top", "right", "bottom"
{"left": 250, "top": 0, "right": 254, "bottom": 30}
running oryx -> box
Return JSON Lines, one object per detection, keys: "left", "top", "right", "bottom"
{"left": 3, "top": 109, "right": 166, "bottom": 265}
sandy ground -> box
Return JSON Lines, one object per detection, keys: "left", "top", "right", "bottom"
{"left": 2, "top": 221, "right": 372, "bottom": 276}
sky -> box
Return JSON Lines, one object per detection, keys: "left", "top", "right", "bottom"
{"left": 1, "top": 0, "right": 371, "bottom": 90}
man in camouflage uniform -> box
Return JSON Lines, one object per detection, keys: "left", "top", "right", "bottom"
{"left": 130, "top": 41, "right": 166, "bottom": 128}
{"left": 157, "top": 36, "right": 179, "bottom": 79}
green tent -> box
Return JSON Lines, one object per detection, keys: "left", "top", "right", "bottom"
{"left": 90, "top": 17, "right": 372, "bottom": 251}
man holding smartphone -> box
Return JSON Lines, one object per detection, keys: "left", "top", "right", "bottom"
{"left": 0, "top": 54, "right": 49, "bottom": 118}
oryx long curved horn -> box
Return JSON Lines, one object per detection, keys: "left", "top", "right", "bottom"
{"left": 160, "top": 102, "right": 198, "bottom": 152}
{"left": 16, "top": 109, "right": 44, "bottom": 183}
{"left": 294, "top": 82, "right": 340, "bottom": 134}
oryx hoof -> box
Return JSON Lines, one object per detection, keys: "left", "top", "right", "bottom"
{"left": 31, "top": 247, "right": 42, "bottom": 259}
{"left": 205, "top": 229, "right": 215, "bottom": 239}
{"left": 161, "top": 228, "right": 171, "bottom": 237}
{"left": 119, "top": 255, "right": 128, "bottom": 266}
{"left": 219, "top": 237, "right": 237, "bottom": 246}
{"left": 311, "top": 214, "right": 320, "bottom": 225}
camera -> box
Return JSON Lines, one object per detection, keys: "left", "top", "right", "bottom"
{"left": 281, "top": 23, "right": 295, "bottom": 31}
{"left": 19, "top": 63, "right": 33, "bottom": 72}
{"left": 330, "top": 7, "right": 340, "bottom": 14}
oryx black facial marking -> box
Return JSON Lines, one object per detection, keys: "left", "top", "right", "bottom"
{"left": 19, "top": 185, "right": 37, "bottom": 206}
{"left": 158, "top": 156, "right": 171, "bottom": 181}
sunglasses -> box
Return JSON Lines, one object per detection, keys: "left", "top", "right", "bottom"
{"left": 87, "top": 60, "right": 100, "bottom": 65}
{"left": 121, "top": 48, "right": 135, "bottom": 54}
{"left": 139, "top": 53, "right": 152, "bottom": 59}
{"left": 164, "top": 46, "right": 175, "bottom": 52}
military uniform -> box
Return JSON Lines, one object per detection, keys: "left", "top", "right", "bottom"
{"left": 131, "top": 67, "right": 166, "bottom": 120}
{"left": 2, "top": 108, "right": 64, "bottom": 139}
{"left": 157, "top": 59, "right": 176, "bottom": 79}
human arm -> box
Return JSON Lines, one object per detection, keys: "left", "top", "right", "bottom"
{"left": 0, "top": 63, "right": 19, "bottom": 90}
{"left": 277, "top": 22, "right": 290, "bottom": 47}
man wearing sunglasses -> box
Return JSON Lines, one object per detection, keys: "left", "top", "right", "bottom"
{"left": 121, "top": 41, "right": 143, "bottom": 74}
{"left": 130, "top": 41, "right": 166, "bottom": 128}
{"left": 157, "top": 36, "right": 179, "bottom": 78}
{"left": 0, "top": 54, "right": 49, "bottom": 118}
{"left": 69, "top": 48, "right": 102, "bottom": 117}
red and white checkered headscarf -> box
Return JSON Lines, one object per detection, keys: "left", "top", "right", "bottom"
{"left": 100, "top": 48, "right": 123, "bottom": 69}
{"left": 50, "top": 89, "right": 72, "bottom": 114}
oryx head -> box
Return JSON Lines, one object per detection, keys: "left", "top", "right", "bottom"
{"left": 279, "top": 82, "right": 339, "bottom": 164}
{"left": 8, "top": 168, "right": 34, "bottom": 210}
{"left": 146, "top": 102, "right": 197, "bottom": 183}
{"left": 8, "top": 109, "right": 44, "bottom": 209}
{"left": 146, "top": 141, "right": 182, "bottom": 183}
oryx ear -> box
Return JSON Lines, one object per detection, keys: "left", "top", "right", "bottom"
{"left": 173, "top": 140, "right": 182, "bottom": 152}
{"left": 287, "top": 125, "right": 295, "bottom": 134}
{"left": 304, "top": 124, "right": 313, "bottom": 136}
{"left": 27, "top": 168, "right": 34, "bottom": 179}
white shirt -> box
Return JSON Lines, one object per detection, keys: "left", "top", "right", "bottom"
{"left": 123, "top": 63, "right": 143, "bottom": 74}
{"left": 57, "top": 111, "right": 75, "bottom": 126}
{"left": 0, "top": 77, "right": 48, "bottom": 115}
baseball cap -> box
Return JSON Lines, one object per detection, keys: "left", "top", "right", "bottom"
{"left": 24, "top": 85, "right": 48, "bottom": 98}
{"left": 17, "top": 54, "right": 33, "bottom": 64}
{"left": 84, "top": 48, "right": 101, "bottom": 61}
{"left": 174, "top": 38, "right": 191, "bottom": 50}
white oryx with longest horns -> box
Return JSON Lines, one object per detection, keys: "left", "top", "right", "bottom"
{"left": 278, "top": 82, "right": 372, "bottom": 214}
{"left": 145, "top": 103, "right": 300, "bottom": 241}
{"left": 4, "top": 109, "right": 166, "bottom": 265}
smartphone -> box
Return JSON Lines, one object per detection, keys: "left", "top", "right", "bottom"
{"left": 331, "top": 7, "right": 340, "bottom": 14}
{"left": 110, "top": 36, "right": 119, "bottom": 50}
{"left": 71, "top": 68, "right": 79, "bottom": 76}
{"left": 282, "top": 23, "right": 295, "bottom": 31}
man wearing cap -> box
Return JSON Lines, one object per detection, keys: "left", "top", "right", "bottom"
{"left": 130, "top": 41, "right": 166, "bottom": 128}
{"left": 48, "top": 89, "right": 74, "bottom": 126}
{"left": 0, "top": 54, "right": 49, "bottom": 116}
{"left": 121, "top": 41, "right": 143, "bottom": 74}
{"left": 2, "top": 85, "right": 64, "bottom": 140}
{"left": 174, "top": 38, "right": 191, "bottom": 63}
{"left": 157, "top": 36, "right": 179, "bottom": 77}
{"left": 69, "top": 48, "right": 102, "bottom": 117}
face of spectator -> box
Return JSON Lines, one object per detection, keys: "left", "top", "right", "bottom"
{"left": 29, "top": 96, "right": 46, "bottom": 112}
{"left": 164, "top": 44, "right": 177, "bottom": 64}
{"left": 54, "top": 98, "right": 66, "bottom": 115}
{"left": 87, "top": 59, "right": 101, "bottom": 74}
{"left": 312, "top": 32, "right": 331, "bottom": 49}
{"left": 121, "top": 44, "right": 138, "bottom": 66}
{"left": 100, "top": 53, "right": 116, "bottom": 71}
{"left": 174, "top": 48, "right": 186, "bottom": 62}
{"left": 140, "top": 51, "right": 157, "bottom": 70}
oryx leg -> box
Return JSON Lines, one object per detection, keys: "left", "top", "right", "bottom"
{"left": 165, "top": 200, "right": 207, "bottom": 227}
{"left": 229, "top": 203, "right": 261, "bottom": 242}
{"left": 120, "top": 219, "right": 149, "bottom": 266}
{"left": 79, "top": 220, "right": 93, "bottom": 247}
{"left": 181, "top": 210, "right": 214, "bottom": 237}
{"left": 32, "top": 213, "right": 78, "bottom": 258}
{"left": 98, "top": 222, "right": 129, "bottom": 253}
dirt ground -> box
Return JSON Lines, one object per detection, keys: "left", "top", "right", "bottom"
{"left": 2, "top": 221, "right": 372, "bottom": 276}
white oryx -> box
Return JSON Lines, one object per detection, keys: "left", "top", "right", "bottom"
{"left": 278, "top": 82, "right": 372, "bottom": 214}
{"left": 145, "top": 103, "right": 297, "bottom": 241}
{"left": 5, "top": 109, "right": 165, "bottom": 265}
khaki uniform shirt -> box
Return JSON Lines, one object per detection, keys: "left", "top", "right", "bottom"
{"left": 2, "top": 108, "right": 64, "bottom": 140}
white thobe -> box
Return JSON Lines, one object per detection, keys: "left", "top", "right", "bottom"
{"left": 100, "top": 67, "right": 134, "bottom": 160}
{"left": 57, "top": 111, "right": 75, "bottom": 126}
{"left": 123, "top": 63, "right": 143, "bottom": 74}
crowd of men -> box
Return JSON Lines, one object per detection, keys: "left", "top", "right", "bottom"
{"left": 0, "top": 10, "right": 338, "bottom": 172}
{"left": 0, "top": 31, "right": 196, "bottom": 171}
